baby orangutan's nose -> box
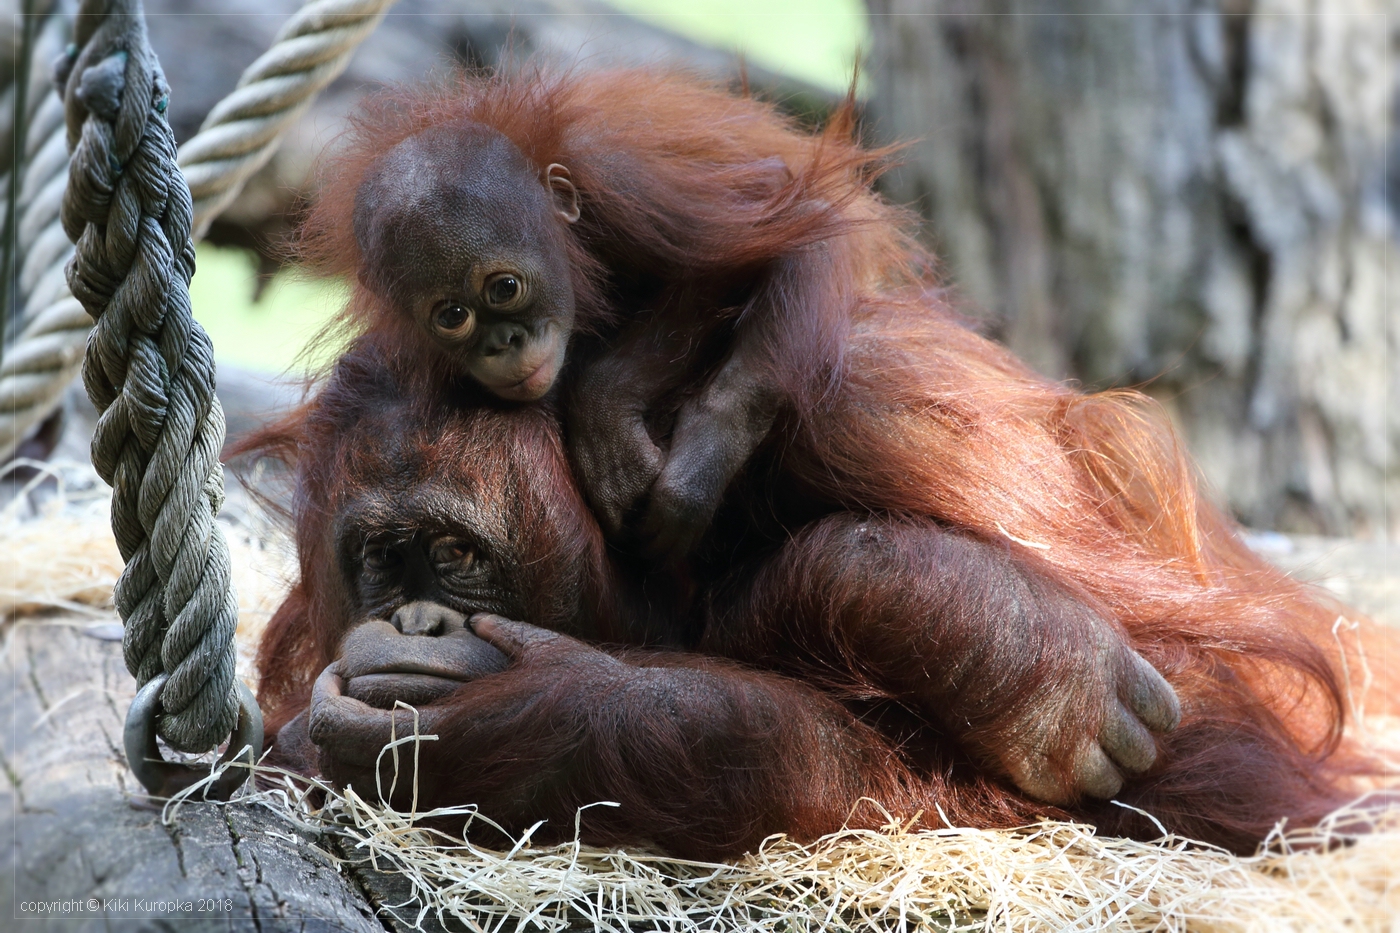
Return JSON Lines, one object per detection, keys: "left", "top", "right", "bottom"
{"left": 391, "top": 600, "right": 466, "bottom": 636}
{"left": 481, "top": 321, "right": 528, "bottom": 355}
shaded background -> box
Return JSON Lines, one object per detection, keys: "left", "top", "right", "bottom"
{"left": 9, "top": 0, "right": 1396, "bottom": 542}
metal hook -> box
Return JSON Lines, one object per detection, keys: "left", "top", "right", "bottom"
{"left": 123, "top": 674, "right": 263, "bottom": 800}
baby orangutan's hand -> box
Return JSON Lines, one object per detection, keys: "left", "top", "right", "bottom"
{"left": 567, "top": 360, "right": 665, "bottom": 539}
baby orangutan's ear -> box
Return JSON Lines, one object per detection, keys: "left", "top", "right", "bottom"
{"left": 546, "top": 163, "right": 581, "bottom": 223}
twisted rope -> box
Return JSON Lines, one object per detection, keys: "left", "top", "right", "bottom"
{"left": 0, "top": 14, "right": 85, "bottom": 454}
{"left": 179, "top": 0, "right": 393, "bottom": 238}
{"left": 0, "top": 0, "right": 394, "bottom": 462}
{"left": 59, "top": 0, "right": 239, "bottom": 751}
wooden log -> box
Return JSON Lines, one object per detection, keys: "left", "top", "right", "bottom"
{"left": 0, "top": 619, "right": 386, "bottom": 931}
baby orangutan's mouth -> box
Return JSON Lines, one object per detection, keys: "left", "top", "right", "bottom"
{"left": 471, "top": 331, "right": 565, "bottom": 402}
{"left": 497, "top": 355, "right": 556, "bottom": 401}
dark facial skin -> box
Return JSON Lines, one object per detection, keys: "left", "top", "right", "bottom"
{"left": 350, "top": 530, "right": 519, "bottom": 626}
{"left": 337, "top": 616, "right": 508, "bottom": 709}
{"left": 334, "top": 531, "right": 514, "bottom": 711}
{"left": 283, "top": 459, "right": 1181, "bottom": 848}
{"left": 288, "top": 414, "right": 1177, "bottom": 816}
{"left": 353, "top": 124, "right": 581, "bottom": 401}
{"left": 273, "top": 516, "right": 519, "bottom": 758}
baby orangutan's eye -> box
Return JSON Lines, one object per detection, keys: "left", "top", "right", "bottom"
{"left": 433, "top": 302, "right": 474, "bottom": 337}
{"left": 483, "top": 273, "right": 523, "bottom": 309}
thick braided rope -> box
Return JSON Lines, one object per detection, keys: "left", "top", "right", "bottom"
{"left": 178, "top": 0, "right": 393, "bottom": 238}
{"left": 60, "top": 0, "right": 238, "bottom": 752}
{"left": 0, "top": 0, "right": 393, "bottom": 461}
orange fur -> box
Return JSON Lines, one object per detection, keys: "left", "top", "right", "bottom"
{"left": 298, "top": 66, "right": 920, "bottom": 412}
{"left": 257, "top": 65, "right": 1396, "bottom": 854}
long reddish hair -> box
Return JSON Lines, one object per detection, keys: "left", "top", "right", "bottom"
{"left": 297, "top": 65, "right": 921, "bottom": 414}
{"left": 788, "top": 295, "right": 1394, "bottom": 827}
{"left": 270, "top": 64, "right": 1394, "bottom": 844}
{"left": 245, "top": 347, "right": 616, "bottom": 734}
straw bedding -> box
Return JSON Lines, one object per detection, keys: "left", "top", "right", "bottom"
{"left": 1, "top": 459, "right": 295, "bottom": 686}
{"left": 5, "top": 461, "right": 1397, "bottom": 932}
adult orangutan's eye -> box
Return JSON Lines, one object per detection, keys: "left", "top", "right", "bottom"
{"left": 433, "top": 302, "right": 474, "bottom": 337}
{"left": 430, "top": 538, "right": 475, "bottom": 568}
{"left": 363, "top": 545, "right": 402, "bottom": 573}
{"left": 483, "top": 273, "right": 523, "bottom": 308}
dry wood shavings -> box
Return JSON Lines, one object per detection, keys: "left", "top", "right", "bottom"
{"left": 236, "top": 773, "right": 1397, "bottom": 933}
{"left": 1, "top": 459, "right": 295, "bottom": 685}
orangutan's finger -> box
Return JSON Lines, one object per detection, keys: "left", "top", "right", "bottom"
{"left": 1072, "top": 741, "right": 1125, "bottom": 800}
{"left": 1122, "top": 650, "right": 1182, "bottom": 734}
{"left": 470, "top": 614, "right": 564, "bottom": 658}
{"left": 1099, "top": 700, "right": 1158, "bottom": 774}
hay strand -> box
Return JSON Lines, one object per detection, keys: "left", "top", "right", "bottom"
{"left": 231, "top": 767, "right": 1397, "bottom": 933}
{"left": 2, "top": 459, "right": 294, "bottom": 683}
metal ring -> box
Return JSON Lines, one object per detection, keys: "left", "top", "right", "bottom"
{"left": 123, "top": 674, "right": 264, "bottom": 800}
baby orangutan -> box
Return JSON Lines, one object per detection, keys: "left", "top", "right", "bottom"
{"left": 308, "top": 69, "right": 909, "bottom": 563}
{"left": 351, "top": 125, "right": 582, "bottom": 405}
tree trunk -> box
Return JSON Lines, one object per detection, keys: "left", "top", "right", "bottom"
{"left": 0, "top": 619, "right": 388, "bottom": 932}
{"left": 866, "top": 0, "right": 1398, "bottom": 538}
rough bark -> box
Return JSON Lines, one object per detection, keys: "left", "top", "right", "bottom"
{"left": 0, "top": 619, "right": 385, "bottom": 932}
{"left": 867, "top": 0, "right": 1398, "bottom": 538}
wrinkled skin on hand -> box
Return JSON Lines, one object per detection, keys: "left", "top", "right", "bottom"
{"left": 974, "top": 614, "right": 1181, "bottom": 805}
{"left": 568, "top": 381, "right": 768, "bottom": 568}
{"left": 316, "top": 553, "right": 1181, "bottom": 811}
{"left": 308, "top": 615, "right": 628, "bottom": 811}
{"left": 566, "top": 352, "right": 665, "bottom": 541}
{"left": 304, "top": 613, "right": 948, "bottom": 858}
{"left": 306, "top": 607, "right": 1179, "bottom": 827}
{"left": 703, "top": 514, "right": 1182, "bottom": 807}
{"left": 269, "top": 614, "right": 512, "bottom": 779}
{"left": 253, "top": 340, "right": 1356, "bottom": 859}
{"left": 567, "top": 311, "right": 780, "bottom": 567}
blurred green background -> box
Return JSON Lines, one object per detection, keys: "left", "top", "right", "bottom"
{"left": 609, "top": 0, "right": 866, "bottom": 93}
{"left": 188, "top": 249, "right": 349, "bottom": 375}
{"left": 190, "top": 0, "right": 867, "bottom": 375}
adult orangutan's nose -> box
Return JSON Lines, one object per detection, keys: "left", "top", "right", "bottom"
{"left": 390, "top": 600, "right": 466, "bottom": 636}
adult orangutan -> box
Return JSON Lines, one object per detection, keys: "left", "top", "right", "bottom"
{"left": 255, "top": 65, "right": 1393, "bottom": 859}
{"left": 250, "top": 317, "right": 1383, "bottom": 860}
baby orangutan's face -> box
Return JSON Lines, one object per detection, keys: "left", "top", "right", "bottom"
{"left": 354, "top": 123, "right": 581, "bottom": 402}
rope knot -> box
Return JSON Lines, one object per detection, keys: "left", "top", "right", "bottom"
{"left": 74, "top": 49, "right": 126, "bottom": 121}
{"left": 4, "top": 0, "right": 396, "bottom": 755}
{"left": 51, "top": 42, "right": 78, "bottom": 89}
